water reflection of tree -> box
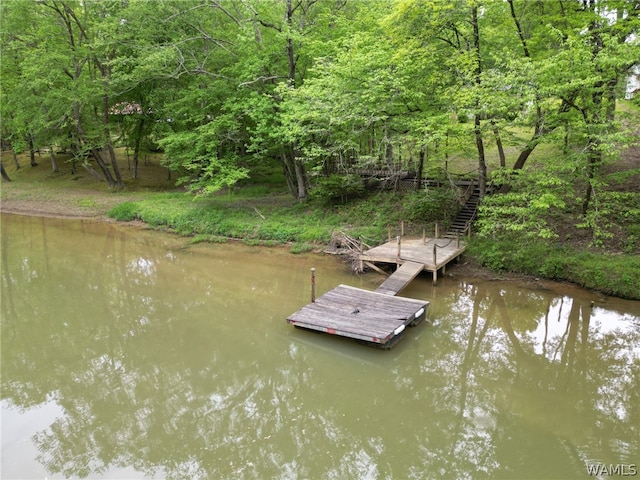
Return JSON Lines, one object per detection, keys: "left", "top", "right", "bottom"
{"left": 1, "top": 217, "right": 639, "bottom": 479}
{"left": 408, "top": 282, "right": 639, "bottom": 479}
{"left": 2, "top": 217, "right": 357, "bottom": 478}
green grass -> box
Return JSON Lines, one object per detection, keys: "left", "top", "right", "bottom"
{"left": 290, "top": 242, "right": 315, "bottom": 254}
{"left": 468, "top": 236, "right": 640, "bottom": 300}
{"left": 105, "top": 188, "right": 455, "bottom": 246}
{"left": 190, "top": 234, "right": 228, "bottom": 244}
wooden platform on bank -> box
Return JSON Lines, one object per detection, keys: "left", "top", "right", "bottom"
{"left": 361, "top": 237, "right": 466, "bottom": 285}
{"left": 286, "top": 285, "right": 428, "bottom": 349}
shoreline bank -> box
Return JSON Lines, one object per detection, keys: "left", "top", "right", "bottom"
{"left": 2, "top": 184, "right": 639, "bottom": 300}
{"left": 0, "top": 201, "right": 584, "bottom": 298}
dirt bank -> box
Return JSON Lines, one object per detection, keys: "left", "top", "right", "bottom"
{"left": 1, "top": 198, "right": 109, "bottom": 220}
{"left": 1, "top": 179, "right": 141, "bottom": 220}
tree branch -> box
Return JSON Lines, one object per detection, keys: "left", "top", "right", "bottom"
{"left": 209, "top": 0, "right": 242, "bottom": 26}
{"left": 507, "top": 0, "right": 530, "bottom": 58}
{"left": 161, "top": 3, "right": 209, "bottom": 24}
{"left": 256, "top": 18, "right": 282, "bottom": 32}
{"left": 238, "top": 75, "right": 284, "bottom": 87}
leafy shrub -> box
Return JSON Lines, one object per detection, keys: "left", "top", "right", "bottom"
{"left": 108, "top": 202, "right": 139, "bottom": 221}
{"left": 539, "top": 250, "right": 569, "bottom": 279}
{"left": 298, "top": 225, "right": 332, "bottom": 243}
{"left": 402, "top": 189, "right": 457, "bottom": 224}
{"left": 256, "top": 223, "right": 301, "bottom": 242}
{"left": 310, "top": 174, "right": 365, "bottom": 204}
{"left": 468, "top": 238, "right": 507, "bottom": 271}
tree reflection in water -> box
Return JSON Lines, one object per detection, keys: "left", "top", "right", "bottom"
{"left": 1, "top": 215, "right": 639, "bottom": 479}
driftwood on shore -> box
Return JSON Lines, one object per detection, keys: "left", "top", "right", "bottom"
{"left": 324, "top": 231, "right": 372, "bottom": 273}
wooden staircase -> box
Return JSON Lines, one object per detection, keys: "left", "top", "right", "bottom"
{"left": 444, "top": 184, "right": 481, "bottom": 238}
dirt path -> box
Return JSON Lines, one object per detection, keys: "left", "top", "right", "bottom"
{"left": 1, "top": 181, "right": 139, "bottom": 220}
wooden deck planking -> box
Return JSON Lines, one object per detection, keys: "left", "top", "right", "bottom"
{"left": 291, "top": 308, "right": 401, "bottom": 339}
{"left": 375, "top": 261, "right": 424, "bottom": 296}
{"left": 313, "top": 285, "right": 426, "bottom": 324}
{"left": 287, "top": 284, "right": 428, "bottom": 346}
{"left": 360, "top": 237, "right": 465, "bottom": 273}
{"left": 320, "top": 284, "right": 425, "bottom": 312}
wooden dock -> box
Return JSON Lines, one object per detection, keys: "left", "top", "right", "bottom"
{"left": 286, "top": 235, "right": 465, "bottom": 349}
{"left": 360, "top": 236, "right": 466, "bottom": 285}
{"left": 375, "top": 260, "right": 424, "bottom": 295}
{"left": 286, "top": 284, "right": 428, "bottom": 349}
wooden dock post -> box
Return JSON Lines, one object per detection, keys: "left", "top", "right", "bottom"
{"left": 396, "top": 236, "right": 401, "bottom": 259}
{"left": 388, "top": 227, "right": 391, "bottom": 243}
{"left": 456, "top": 232, "right": 460, "bottom": 248}
{"left": 432, "top": 245, "right": 438, "bottom": 285}
{"left": 310, "top": 268, "right": 316, "bottom": 303}
{"left": 401, "top": 221, "right": 405, "bottom": 237}
{"left": 435, "top": 222, "right": 439, "bottom": 239}
{"left": 422, "top": 228, "right": 426, "bottom": 243}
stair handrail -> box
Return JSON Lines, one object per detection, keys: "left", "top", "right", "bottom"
{"left": 459, "top": 181, "right": 478, "bottom": 205}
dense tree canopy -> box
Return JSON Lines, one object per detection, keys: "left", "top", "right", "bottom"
{"left": 2, "top": 0, "right": 638, "bottom": 214}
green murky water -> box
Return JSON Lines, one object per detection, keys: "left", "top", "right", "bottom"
{"left": 1, "top": 214, "right": 639, "bottom": 479}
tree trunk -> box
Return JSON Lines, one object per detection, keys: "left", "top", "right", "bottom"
{"left": 132, "top": 116, "right": 145, "bottom": 179}
{"left": 285, "top": 144, "right": 306, "bottom": 202}
{"left": 475, "top": 116, "right": 487, "bottom": 200}
{"left": 102, "top": 92, "right": 124, "bottom": 189}
{"left": 581, "top": 69, "right": 606, "bottom": 215}
{"left": 72, "top": 101, "right": 116, "bottom": 187}
{"left": 511, "top": 95, "right": 575, "bottom": 172}
{"left": 280, "top": 150, "right": 296, "bottom": 196}
{"left": 280, "top": 145, "right": 308, "bottom": 200}
{"left": 49, "top": 146, "right": 59, "bottom": 173}
{"left": 29, "top": 135, "right": 37, "bottom": 166}
{"left": 69, "top": 136, "right": 79, "bottom": 175}
{"left": 285, "top": 0, "right": 296, "bottom": 86}
{"left": 12, "top": 149, "right": 20, "bottom": 170}
{"left": 90, "top": 148, "right": 116, "bottom": 187}
{"left": 1, "top": 163, "right": 11, "bottom": 181}
{"left": 106, "top": 143, "right": 124, "bottom": 188}
{"left": 581, "top": 139, "right": 600, "bottom": 215}
{"left": 415, "top": 145, "right": 425, "bottom": 191}
{"left": 491, "top": 121, "right": 505, "bottom": 168}
{"left": 293, "top": 156, "right": 308, "bottom": 200}
{"left": 471, "top": 5, "right": 486, "bottom": 200}
{"left": 283, "top": 0, "right": 309, "bottom": 200}
{"left": 385, "top": 139, "right": 393, "bottom": 170}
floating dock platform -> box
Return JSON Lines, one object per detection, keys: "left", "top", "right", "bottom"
{"left": 287, "top": 284, "right": 428, "bottom": 349}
